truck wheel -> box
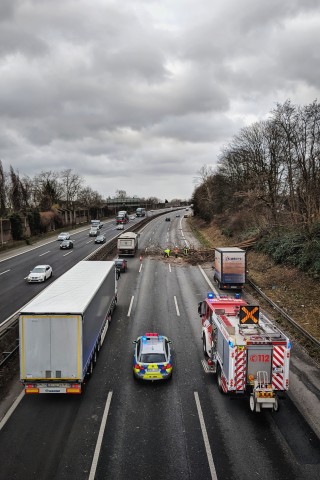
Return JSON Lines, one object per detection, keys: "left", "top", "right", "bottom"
{"left": 202, "top": 335, "right": 208, "bottom": 358}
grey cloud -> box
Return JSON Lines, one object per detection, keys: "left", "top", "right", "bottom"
{"left": 1, "top": 0, "right": 320, "bottom": 200}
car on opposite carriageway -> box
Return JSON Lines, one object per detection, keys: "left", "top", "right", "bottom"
{"left": 27, "top": 265, "right": 53, "bottom": 283}
{"left": 57, "top": 232, "right": 70, "bottom": 241}
{"left": 60, "top": 239, "right": 74, "bottom": 250}
{"left": 95, "top": 234, "right": 106, "bottom": 244}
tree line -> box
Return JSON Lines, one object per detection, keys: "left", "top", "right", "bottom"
{"left": 0, "top": 165, "right": 107, "bottom": 238}
{"left": 0, "top": 164, "right": 169, "bottom": 239}
{"left": 191, "top": 100, "right": 320, "bottom": 277}
{"left": 0, "top": 166, "right": 104, "bottom": 216}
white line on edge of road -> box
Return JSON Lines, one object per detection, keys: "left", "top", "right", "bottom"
{"left": 0, "top": 390, "right": 24, "bottom": 431}
{"left": 88, "top": 390, "right": 113, "bottom": 480}
{"left": 198, "top": 265, "right": 219, "bottom": 297}
{"left": 194, "top": 391, "right": 218, "bottom": 480}
{"left": 127, "top": 296, "right": 134, "bottom": 317}
{"left": 174, "top": 296, "right": 180, "bottom": 316}
{"left": 169, "top": 263, "right": 171, "bottom": 273}
{"left": 0, "top": 269, "right": 10, "bottom": 276}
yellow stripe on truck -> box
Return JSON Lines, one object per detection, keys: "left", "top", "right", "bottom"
{"left": 77, "top": 316, "right": 81, "bottom": 378}
{"left": 20, "top": 316, "right": 25, "bottom": 378}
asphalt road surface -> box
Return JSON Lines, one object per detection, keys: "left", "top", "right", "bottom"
{"left": 0, "top": 212, "right": 319, "bottom": 480}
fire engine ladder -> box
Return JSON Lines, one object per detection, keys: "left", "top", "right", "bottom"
{"left": 239, "top": 325, "right": 275, "bottom": 343}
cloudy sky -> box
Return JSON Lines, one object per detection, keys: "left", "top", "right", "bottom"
{"left": 1, "top": 0, "right": 320, "bottom": 201}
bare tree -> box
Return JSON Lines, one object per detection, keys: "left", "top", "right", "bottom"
{"left": 9, "top": 166, "right": 23, "bottom": 213}
{"left": 60, "top": 169, "right": 84, "bottom": 208}
{"left": 33, "top": 171, "right": 63, "bottom": 209}
{"left": 78, "top": 187, "right": 103, "bottom": 209}
{"left": 273, "top": 100, "right": 320, "bottom": 227}
{"left": 115, "top": 190, "right": 127, "bottom": 199}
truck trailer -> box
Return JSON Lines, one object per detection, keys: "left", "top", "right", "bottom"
{"left": 213, "top": 247, "right": 246, "bottom": 290}
{"left": 116, "top": 211, "right": 129, "bottom": 224}
{"left": 117, "top": 231, "right": 139, "bottom": 256}
{"left": 199, "top": 293, "right": 291, "bottom": 412}
{"left": 19, "top": 261, "right": 117, "bottom": 394}
{"left": 136, "top": 207, "right": 146, "bottom": 217}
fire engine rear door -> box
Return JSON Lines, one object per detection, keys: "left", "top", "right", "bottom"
{"left": 247, "top": 346, "right": 272, "bottom": 382}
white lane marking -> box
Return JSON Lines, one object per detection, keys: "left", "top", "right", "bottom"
{"left": 86, "top": 240, "right": 93, "bottom": 244}
{"left": 127, "top": 296, "right": 134, "bottom": 317}
{"left": 174, "top": 296, "right": 180, "bottom": 316}
{"left": 0, "top": 269, "right": 10, "bottom": 275}
{"left": 0, "top": 390, "right": 24, "bottom": 431}
{"left": 89, "top": 390, "right": 113, "bottom": 480}
{"left": 39, "top": 251, "right": 50, "bottom": 256}
{"left": 63, "top": 251, "right": 73, "bottom": 256}
{"left": 139, "top": 263, "right": 143, "bottom": 273}
{"left": 198, "top": 265, "right": 219, "bottom": 297}
{"left": 194, "top": 392, "right": 218, "bottom": 480}
{"left": 179, "top": 218, "right": 190, "bottom": 248}
{"left": 169, "top": 263, "right": 171, "bottom": 273}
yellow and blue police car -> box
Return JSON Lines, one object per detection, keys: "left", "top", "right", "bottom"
{"left": 133, "top": 333, "right": 172, "bottom": 381}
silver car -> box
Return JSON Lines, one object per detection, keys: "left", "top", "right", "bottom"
{"left": 57, "top": 232, "right": 70, "bottom": 241}
{"left": 27, "top": 265, "right": 53, "bottom": 283}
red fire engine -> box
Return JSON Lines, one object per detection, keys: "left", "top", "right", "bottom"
{"left": 198, "top": 292, "right": 291, "bottom": 412}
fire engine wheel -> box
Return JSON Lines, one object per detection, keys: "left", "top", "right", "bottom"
{"left": 216, "top": 366, "right": 224, "bottom": 394}
{"left": 249, "top": 394, "right": 256, "bottom": 412}
{"left": 202, "top": 336, "right": 208, "bottom": 358}
{"left": 273, "top": 396, "right": 280, "bottom": 412}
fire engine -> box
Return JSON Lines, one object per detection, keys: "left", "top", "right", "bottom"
{"left": 198, "top": 292, "right": 291, "bottom": 412}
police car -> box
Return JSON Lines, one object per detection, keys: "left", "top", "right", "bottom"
{"left": 133, "top": 333, "right": 172, "bottom": 381}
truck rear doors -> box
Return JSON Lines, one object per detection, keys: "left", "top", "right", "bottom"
{"left": 20, "top": 315, "right": 81, "bottom": 380}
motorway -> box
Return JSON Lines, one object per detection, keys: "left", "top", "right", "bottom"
{"left": 0, "top": 212, "right": 319, "bottom": 480}
{"left": 0, "top": 215, "right": 144, "bottom": 325}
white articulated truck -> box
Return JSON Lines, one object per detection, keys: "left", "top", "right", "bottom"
{"left": 19, "top": 261, "right": 117, "bottom": 394}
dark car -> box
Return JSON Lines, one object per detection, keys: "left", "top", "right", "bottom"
{"left": 115, "top": 258, "right": 127, "bottom": 273}
{"left": 95, "top": 234, "right": 106, "bottom": 244}
{"left": 60, "top": 240, "right": 74, "bottom": 249}
{"left": 165, "top": 217, "right": 171, "bottom": 221}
